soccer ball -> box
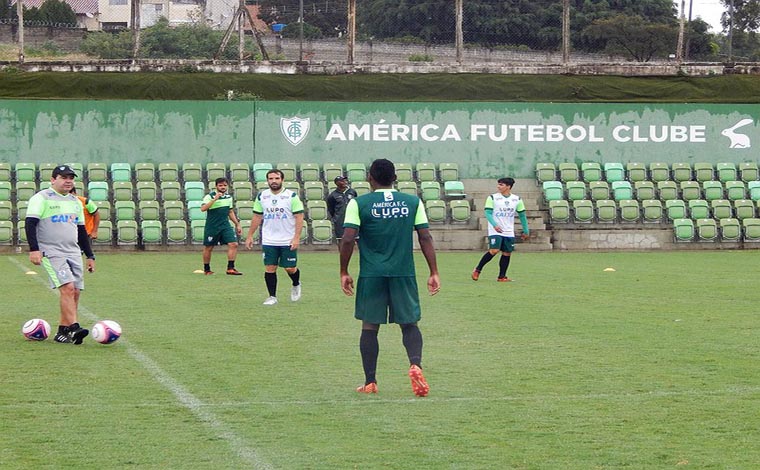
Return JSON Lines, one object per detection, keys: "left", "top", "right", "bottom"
{"left": 22, "top": 319, "right": 51, "bottom": 341}
{"left": 91, "top": 320, "right": 122, "bottom": 344}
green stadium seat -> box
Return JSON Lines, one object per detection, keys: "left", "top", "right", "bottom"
{"left": 94, "top": 200, "right": 111, "bottom": 221}
{"left": 15, "top": 181, "right": 37, "bottom": 202}
{"left": 87, "top": 163, "right": 108, "bottom": 182}
{"left": 134, "top": 162, "right": 155, "bottom": 182}
{"left": 306, "top": 200, "right": 328, "bottom": 221}
{"left": 112, "top": 181, "right": 134, "bottom": 202}
{"left": 702, "top": 181, "right": 724, "bottom": 202}
{"left": 449, "top": 200, "right": 471, "bottom": 223}
{"left": 634, "top": 181, "right": 656, "bottom": 201}
{"left": 671, "top": 163, "right": 692, "bottom": 183}
{"left": 673, "top": 218, "right": 694, "bottom": 242}
{"left": 558, "top": 162, "right": 579, "bottom": 182}
{"left": 656, "top": 180, "right": 678, "bottom": 201}
{"left": 206, "top": 162, "right": 227, "bottom": 182}
{"left": 73, "top": 181, "right": 84, "bottom": 195}
{"left": 611, "top": 181, "right": 633, "bottom": 201}
{"left": 38, "top": 163, "right": 57, "bottom": 182}
{"left": 283, "top": 181, "right": 301, "bottom": 195}
{"left": 710, "top": 199, "right": 732, "bottom": 220}
{"left": 232, "top": 181, "right": 254, "bottom": 201}
{"left": 743, "top": 218, "right": 760, "bottom": 242}
{"left": 116, "top": 220, "right": 139, "bottom": 245}
{"left": 136, "top": 181, "right": 157, "bottom": 201}
{"left": 733, "top": 199, "right": 755, "bottom": 220}
{"left": 425, "top": 199, "right": 446, "bottom": 223}
{"left": 276, "top": 163, "right": 297, "bottom": 182}
{"left": 397, "top": 181, "right": 418, "bottom": 196}
{"left": 114, "top": 201, "right": 136, "bottom": 221}
{"left": 229, "top": 163, "right": 250, "bottom": 182}
{"left": 0, "top": 162, "right": 11, "bottom": 181}
{"left": 310, "top": 219, "right": 333, "bottom": 244}
{"left": 191, "top": 219, "right": 206, "bottom": 244}
{"left": 549, "top": 199, "right": 570, "bottom": 223}
{"left": 256, "top": 181, "right": 270, "bottom": 191}
{"left": 0, "top": 181, "right": 10, "bottom": 201}
{"left": 687, "top": 199, "right": 710, "bottom": 219}
{"left": 352, "top": 181, "right": 371, "bottom": 196}
{"left": 16, "top": 220, "right": 26, "bottom": 243}
{"left": 0, "top": 200, "right": 12, "bottom": 221}
{"left": 572, "top": 199, "right": 594, "bottom": 223}
{"left": 299, "top": 163, "right": 321, "bottom": 182}
{"left": 680, "top": 181, "right": 701, "bottom": 201}
{"left": 580, "top": 162, "right": 602, "bottom": 183}
{"left": 535, "top": 163, "right": 557, "bottom": 183}
{"left": 595, "top": 200, "right": 617, "bottom": 223}
{"left": 395, "top": 163, "right": 414, "bottom": 183}
{"left": 649, "top": 162, "right": 670, "bottom": 183}
{"left": 438, "top": 163, "right": 459, "bottom": 183}
{"left": 241, "top": 220, "right": 258, "bottom": 245}
{"left": 542, "top": 181, "right": 564, "bottom": 202}
{"left": 187, "top": 201, "right": 205, "bottom": 221}
{"left": 252, "top": 163, "right": 273, "bottom": 183}
{"left": 641, "top": 199, "right": 663, "bottom": 223}
{"left": 162, "top": 200, "right": 185, "bottom": 221}
{"left": 719, "top": 218, "right": 741, "bottom": 241}
{"left": 739, "top": 162, "right": 759, "bottom": 183}
{"left": 184, "top": 181, "right": 205, "bottom": 202}
{"left": 665, "top": 199, "right": 687, "bottom": 220}
{"left": 15, "top": 163, "right": 36, "bottom": 182}
{"left": 716, "top": 162, "right": 737, "bottom": 183}
{"left": 139, "top": 200, "right": 160, "bottom": 221}
{"left": 618, "top": 199, "right": 640, "bottom": 222}
{"left": 16, "top": 200, "right": 28, "bottom": 221}
{"left": 322, "top": 163, "right": 343, "bottom": 183}
{"left": 235, "top": 200, "right": 255, "bottom": 221}
{"left": 67, "top": 163, "right": 84, "bottom": 177}
{"left": 160, "top": 181, "right": 181, "bottom": 201}
{"left": 304, "top": 181, "right": 324, "bottom": 201}
{"left": 748, "top": 181, "right": 760, "bottom": 201}
{"left": 0, "top": 220, "right": 13, "bottom": 244}
{"left": 420, "top": 181, "right": 441, "bottom": 201}
{"left": 725, "top": 181, "right": 747, "bottom": 201}
{"left": 589, "top": 181, "right": 610, "bottom": 201}
{"left": 603, "top": 162, "right": 624, "bottom": 182}
{"left": 165, "top": 220, "right": 188, "bottom": 244}
{"left": 416, "top": 163, "right": 437, "bottom": 183}
{"left": 565, "top": 181, "right": 586, "bottom": 201}
{"left": 443, "top": 181, "right": 466, "bottom": 199}
{"left": 693, "top": 162, "right": 714, "bottom": 182}
{"left": 346, "top": 163, "right": 367, "bottom": 183}
{"left": 158, "top": 163, "right": 179, "bottom": 182}
{"left": 110, "top": 163, "right": 132, "bottom": 182}
{"left": 626, "top": 162, "right": 648, "bottom": 182}
{"left": 140, "top": 220, "right": 163, "bottom": 244}
{"left": 93, "top": 220, "right": 113, "bottom": 245}
{"left": 182, "top": 163, "right": 203, "bottom": 182}
{"left": 696, "top": 218, "right": 718, "bottom": 241}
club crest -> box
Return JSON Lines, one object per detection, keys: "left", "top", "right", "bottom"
{"left": 281, "top": 116, "right": 310, "bottom": 146}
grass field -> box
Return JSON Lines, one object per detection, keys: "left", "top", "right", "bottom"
{"left": 2, "top": 249, "right": 759, "bottom": 469}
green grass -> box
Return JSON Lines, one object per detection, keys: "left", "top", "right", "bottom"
{"left": 2, "top": 250, "right": 759, "bottom": 469}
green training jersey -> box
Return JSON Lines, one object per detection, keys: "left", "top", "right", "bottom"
{"left": 343, "top": 189, "right": 428, "bottom": 278}
{"left": 26, "top": 187, "right": 85, "bottom": 257}
{"left": 202, "top": 191, "right": 234, "bottom": 233}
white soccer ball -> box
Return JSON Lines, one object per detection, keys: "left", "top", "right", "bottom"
{"left": 22, "top": 318, "right": 51, "bottom": 341}
{"left": 91, "top": 320, "right": 122, "bottom": 344}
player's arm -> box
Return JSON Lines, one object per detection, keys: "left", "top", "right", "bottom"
{"left": 245, "top": 213, "right": 262, "bottom": 249}
{"left": 228, "top": 208, "right": 242, "bottom": 235}
{"left": 78, "top": 225, "right": 96, "bottom": 273}
{"left": 339, "top": 199, "right": 360, "bottom": 296}
{"left": 484, "top": 196, "right": 501, "bottom": 232}
{"left": 291, "top": 211, "right": 304, "bottom": 250}
{"left": 414, "top": 199, "right": 440, "bottom": 295}
{"left": 200, "top": 193, "right": 218, "bottom": 212}
{"left": 25, "top": 193, "right": 44, "bottom": 265}
{"left": 326, "top": 193, "right": 336, "bottom": 219}
{"left": 516, "top": 200, "right": 530, "bottom": 239}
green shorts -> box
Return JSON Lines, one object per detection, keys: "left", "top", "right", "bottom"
{"left": 262, "top": 245, "right": 298, "bottom": 268}
{"left": 488, "top": 235, "right": 516, "bottom": 253}
{"left": 354, "top": 276, "right": 421, "bottom": 325}
{"left": 203, "top": 225, "right": 238, "bottom": 246}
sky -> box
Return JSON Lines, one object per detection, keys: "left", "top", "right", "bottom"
{"left": 675, "top": 0, "right": 726, "bottom": 32}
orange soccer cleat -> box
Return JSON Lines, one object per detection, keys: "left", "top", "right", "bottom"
{"left": 471, "top": 269, "right": 480, "bottom": 281}
{"left": 408, "top": 365, "right": 429, "bottom": 397}
{"left": 226, "top": 268, "right": 243, "bottom": 276}
{"left": 356, "top": 382, "right": 378, "bottom": 394}
{"left": 497, "top": 277, "right": 513, "bottom": 282}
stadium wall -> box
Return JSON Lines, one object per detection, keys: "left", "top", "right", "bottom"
{"left": 1, "top": 100, "right": 756, "bottom": 179}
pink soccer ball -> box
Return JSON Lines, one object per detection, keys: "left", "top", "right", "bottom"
{"left": 91, "top": 320, "right": 122, "bottom": 344}
{"left": 22, "top": 319, "right": 51, "bottom": 341}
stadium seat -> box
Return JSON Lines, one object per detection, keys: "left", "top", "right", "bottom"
{"left": 535, "top": 163, "right": 557, "bottom": 183}
{"left": 15, "top": 181, "right": 37, "bottom": 202}
{"left": 739, "top": 162, "right": 759, "bottom": 183}
{"left": 184, "top": 181, "right": 206, "bottom": 202}
{"left": 73, "top": 181, "right": 84, "bottom": 195}
{"left": 136, "top": 182, "right": 157, "bottom": 201}
{"left": 733, "top": 199, "right": 755, "bottom": 221}
{"left": 420, "top": 182, "right": 442, "bottom": 201}
{"left": 656, "top": 181, "right": 678, "bottom": 201}
{"left": 572, "top": 199, "right": 594, "bottom": 223}
{"left": 299, "top": 223, "right": 308, "bottom": 245}
{"left": 160, "top": 181, "right": 181, "bottom": 201}
{"left": 181, "top": 163, "right": 203, "bottom": 182}
{"left": 671, "top": 163, "right": 692, "bottom": 183}
{"left": 580, "top": 162, "right": 602, "bottom": 183}
{"left": 139, "top": 200, "right": 160, "bottom": 221}
{"left": 748, "top": 181, "right": 760, "bottom": 201}
{"left": 93, "top": 220, "right": 113, "bottom": 245}
{"left": 649, "top": 162, "right": 670, "bottom": 183}
{"left": 15, "top": 163, "right": 36, "bottom": 182}
{"left": 611, "top": 181, "right": 633, "bottom": 201}
{"left": 256, "top": 181, "right": 270, "bottom": 191}
{"left": 603, "top": 162, "right": 625, "bottom": 182}
{"left": 693, "top": 162, "right": 714, "bottom": 182}
{"left": 397, "top": 181, "right": 418, "bottom": 196}
{"left": 322, "top": 163, "right": 343, "bottom": 183}
{"left": 702, "top": 181, "right": 724, "bottom": 202}
{"left": 252, "top": 163, "right": 273, "bottom": 183}
{"left": 87, "top": 163, "right": 108, "bottom": 182}
{"left": 112, "top": 181, "right": 134, "bottom": 202}
{"left": 725, "top": 181, "right": 747, "bottom": 201}
{"left": 549, "top": 199, "right": 570, "bottom": 223}
{"left": 310, "top": 219, "right": 333, "bottom": 244}
{"left": 416, "top": 163, "right": 437, "bottom": 182}
{"left": 743, "top": 218, "right": 760, "bottom": 242}
{"left": 242, "top": 220, "right": 259, "bottom": 244}
{"left": 716, "top": 162, "right": 737, "bottom": 183}
{"left": 115, "top": 201, "right": 136, "bottom": 221}
{"left": 679, "top": 181, "right": 701, "bottom": 201}
{"left": 229, "top": 163, "right": 250, "bottom": 182}
{"left": 634, "top": 181, "right": 656, "bottom": 201}
{"left": 0, "top": 181, "right": 10, "bottom": 201}
{"left": 687, "top": 199, "right": 710, "bottom": 219}
{"left": 346, "top": 163, "right": 367, "bottom": 183}
{"left": 449, "top": 200, "right": 471, "bottom": 223}
{"left": 443, "top": 181, "right": 466, "bottom": 199}
{"left": 542, "top": 181, "right": 564, "bottom": 202}
{"left": 641, "top": 199, "right": 663, "bottom": 223}
{"left": 0, "top": 162, "right": 11, "bottom": 181}
{"left": 116, "top": 220, "right": 139, "bottom": 245}
{"left": 134, "top": 162, "right": 155, "bottom": 182}
{"left": 110, "top": 163, "right": 132, "bottom": 182}
{"left": 595, "top": 200, "right": 617, "bottom": 223}
{"left": 38, "top": 163, "right": 57, "bottom": 182}
{"left": 696, "top": 218, "right": 718, "bottom": 241}
{"left": 232, "top": 181, "right": 254, "bottom": 201}
{"left": 352, "top": 181, "right": 371, "bottom": 196}
{"left": 710, "top": 199, "right": 732, "bottom": 220}
{"left": 719, "top": 218, "right": 742, "bottom": 241}
{"left": 187, "top": 201, "right": 205, "bottom": 221}
{"left": 190, "top": 219, "right": 206, "bottom": 244}
{"left": 565, "top": 181, "right": 587, "bottom": 201}
{"left": 140, "top": 220, "right": 163, "bottom": 244}
{"left": 558, "top": 162, "right": 579, "bottom": 182}
{"left": 673, "top": 218, "right": 694, "bottom": 242}
{"left": 16, "top": 200, "right": 28, "bottom": 221}
{"left": 589, "top": 181, "right": 610, "bottom": 201}
{"left": 94, "top": 200, "right": 111, "bottom": 221}
{"left": 438, "top": 163, "right": 459, "bottom": 183}
{"left": 299, "top": 163, "right": 321, "bottom": 182}
{"left": 206, "top": 162, "right": 227, "bottom": 182}
{"left": 304, "top": 181, "right": 324, "bottom": 201}
{"left": 626, "top": 162, "right": 648, "bottom": 182}
{"left": 163, "top": 200, "right": 185, "bottom": 221}
{"left": 283, "top": 181, "right": 301, "bottom": 195}
{"left": 425, "top": 200, "right": 446, "bottom": 223}
{"left": 158, "top": 163, "right": 179, "bottom": 182}
{"left": 395, "top": 163, "right": 414, "bottom": 183}
{"left": 0, "top": 220, "right": 13, "bottom": 244}
{"left": 306, "top": 200, "right": 328, "bottom": 221}
{"left": 665, "top": 199, "right": 686, "bottom": 220}
{"left": 235, "top": 200, "right": 255, "bottom": 221}
{"left": 276, "top": 163, "right": 297, "bottom": 182}
{"left": 165, "top": 220, "right": 188, "bottom": 244}
{"left": 0, "top": 200, "right": 12, "bottom": 221}
{"left": 16, "top": 220, "right": 26, "bottom": 243}
{"left": 618, "top": 199, "right": 640, "bottom": 222}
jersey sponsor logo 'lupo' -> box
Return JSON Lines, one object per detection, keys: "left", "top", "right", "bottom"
{"left": 371, "top": 200, "right": 410, "bottom": 219}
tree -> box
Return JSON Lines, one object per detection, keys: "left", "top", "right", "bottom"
{"left": 720, "top": 0, "right": 760, "bottom": 32}
{"left": 37, "top": 0, "right": 77, "bottom": 26}
{"left": 582, "top": 14, "right": 679, "bottom": 61}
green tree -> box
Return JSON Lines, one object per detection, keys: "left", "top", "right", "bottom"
{"left": 37, "top": 0, "right": 77, "bottom": 26}
{"left": 582, "top": 14, "right": 678, "bottom": 61}
{"left": 720, "top": 0, "right": 760, "bottom": 32}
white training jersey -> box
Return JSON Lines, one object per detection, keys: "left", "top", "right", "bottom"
{"left": 485, "top": 192, "right": 525, "bottom": 237}
{"left": 253, "top": 189, "right": 304, "bottom": 246}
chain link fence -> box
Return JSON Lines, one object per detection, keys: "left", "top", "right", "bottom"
{"left": 0, "top": 0, "right": 735, "bottom": 64}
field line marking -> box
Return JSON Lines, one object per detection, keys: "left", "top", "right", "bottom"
{"left": 9, "top": 257, "right": 272, "bottom": 470}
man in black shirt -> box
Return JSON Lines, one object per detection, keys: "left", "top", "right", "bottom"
{"left": 326, "top": 175, "right": 358, "bottom": 243}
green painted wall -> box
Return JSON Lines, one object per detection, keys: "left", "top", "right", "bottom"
{"left": 1, "top": 100, "right": 758, "bottom": 178}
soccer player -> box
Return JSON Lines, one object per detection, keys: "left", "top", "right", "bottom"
{"left": 340, "top": 158, "right": 440, "bottom": 397}
{"left": 200, "top": 177, "right": 243, "bottom": 275}
{"left": 326, "top": 175, "right": 358, "bottom": 242}
{"left": 70, "top": 187, "right": 100, "bottom": 240}
{"left": 471, "top": 177, "right": 529, "bottom": 282}
{"left": 25, "top": 165, "right": 95, "bottom": 344}
{"left": 244, "top": 169, "right": 304, "bottom": 305}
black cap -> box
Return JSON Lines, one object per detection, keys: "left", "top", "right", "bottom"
{"left": 51, "top": 164, "right": 77, "bottom": 178}
{"left": 334, "top": 175, "right": 349, "bottom": 183}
